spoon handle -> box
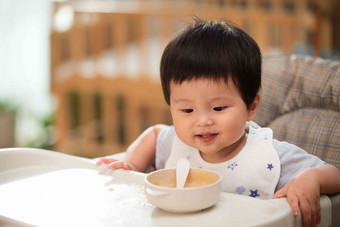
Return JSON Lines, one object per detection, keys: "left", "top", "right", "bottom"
{"left": 176, "top": 158, "right": 190, "bottom": 189}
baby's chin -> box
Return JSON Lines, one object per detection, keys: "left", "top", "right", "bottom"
{"left": 199, "top": 143, "right": 244, "bottom": 162}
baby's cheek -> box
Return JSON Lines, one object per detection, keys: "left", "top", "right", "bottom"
{"left": 221, "top": 124, "right": 245, "bottom": 143}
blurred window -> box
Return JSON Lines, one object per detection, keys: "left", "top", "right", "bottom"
{"left": 239, "top": 0, "right": 248, "bottom": 9}
{"left": 60, "top": 35, "right": 70, "bottom": 61}
{"left": 93, "top": 93, "right": 103, "bottom": 143}
{"left": 116, "top": 95, "right": 126, "bottom": 145}
{"left": 282, "top": 0, "right": 295, "bottom": 13}
{"left": 104, "top": 20, "right": 112, "bottom": 49}
{"left": 268, "top": 24, "right": 282, "bottom": 48}
{"left": 258, "top": 0, "right": 271, "bottom": 11}
{"left": 217, "top": 0, "right": 227, "bottom": 7}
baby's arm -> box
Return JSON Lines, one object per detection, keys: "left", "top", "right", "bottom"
{"left": 274, "top": 164, "right": 340, "bottom": 227}
{"left": 96, "top": 124, "right": 168, "bottom": 172}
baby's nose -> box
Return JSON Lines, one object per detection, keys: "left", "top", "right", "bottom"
{"left": 196, "top": 113, "right": 213, "bottom": 126}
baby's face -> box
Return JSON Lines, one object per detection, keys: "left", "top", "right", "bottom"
{"left": 169, "top": 78, "right": 257, "bottom": 163}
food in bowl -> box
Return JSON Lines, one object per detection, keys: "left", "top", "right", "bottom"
{"left": 148, "top": 168, "right": 219, "bottom": 188}
{"left": 144, "top": 168, "right": 222, "bottom": 213}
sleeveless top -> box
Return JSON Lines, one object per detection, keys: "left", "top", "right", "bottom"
{"left": 165, "top": 125, "right": 280, "bottom": 199}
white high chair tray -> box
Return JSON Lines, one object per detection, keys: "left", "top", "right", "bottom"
{"left": 0, "top": 148, "right": 331, "bottom": 227}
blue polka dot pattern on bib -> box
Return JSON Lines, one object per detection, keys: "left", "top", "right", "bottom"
{"left": 235, "top": 186, "right": 246, "bottom": 195}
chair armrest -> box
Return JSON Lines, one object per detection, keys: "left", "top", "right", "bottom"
{"left": 329, "top": 192, "right": 340, "bottom": 227}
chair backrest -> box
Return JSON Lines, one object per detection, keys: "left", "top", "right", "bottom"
{"left": 254, "top": 55, "right": 340, "bottom": 168}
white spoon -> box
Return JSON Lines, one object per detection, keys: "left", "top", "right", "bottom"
{"left": 176, "top": 158, "right": 190, "bottom": 189}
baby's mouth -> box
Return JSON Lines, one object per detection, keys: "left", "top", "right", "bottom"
{"left": 196, "top": 133, "right": 218, "bottom": 143}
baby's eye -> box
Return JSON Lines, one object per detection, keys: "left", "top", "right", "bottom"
{"left": 213, "top": 106, "right": 227, "bottom": 111}
{"left": 182, "top": 109, "right": 193, "bottom": 113}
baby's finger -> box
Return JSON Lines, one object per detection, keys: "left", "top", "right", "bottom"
{"left": 98, "top": 158, "right": 117, "bottom": 165}
{"left": 316, "top": 199, "right": 321, "bottom": 224}
{"left": 309, "top": 196, "right": 321, "bottom": 226}
{"left": 287, "top": 194, "right": 300, "bottom": 217}
{"left": 273, "top": 187, "right": 287, "bottom": 199}
{"left": 309, "top": 199, "right": 318, "bottom": 227}
{"left": 299, "top": 197, "right": 312, "bottom": 227}
{"left": 96, "top": 158, "right": 104, "bottom": 166}
{"left": 107, "top": 161, "right": 125, "bottom": 169}
{"left": 105, "top": 158, "right": 117, "bottom": 163}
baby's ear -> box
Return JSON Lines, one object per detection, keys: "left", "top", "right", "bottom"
{"left": 247, "top": 93, "right": 261, "bottom": 121}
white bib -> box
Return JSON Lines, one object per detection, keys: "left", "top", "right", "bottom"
{"left": 165, "top": 125, "right": 280, "bottom": 199}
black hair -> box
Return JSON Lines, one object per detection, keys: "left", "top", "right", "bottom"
{"left": 160, "top": 17, "right": 262, "bottom": 109}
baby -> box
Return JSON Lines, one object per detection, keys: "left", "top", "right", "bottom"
{"left": 97, "top": 18, "right": 340, "bottom": 227}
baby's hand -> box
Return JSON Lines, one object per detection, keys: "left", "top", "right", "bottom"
{"left": 96, "top": 158, "right": 138, "bottom": 171}
{"left": 274, "top": 172, "right": 321, "bottom": 227}
{"left": 96, "top": 158, "right": 117, "bottom": 166}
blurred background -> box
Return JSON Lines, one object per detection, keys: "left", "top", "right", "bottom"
{"left": 0, "top": 0, "right": 339, "bottom": 158}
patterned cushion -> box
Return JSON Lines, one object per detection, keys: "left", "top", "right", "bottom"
{"left": 254, "top": 55, "right": 340, "bottom": 168}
